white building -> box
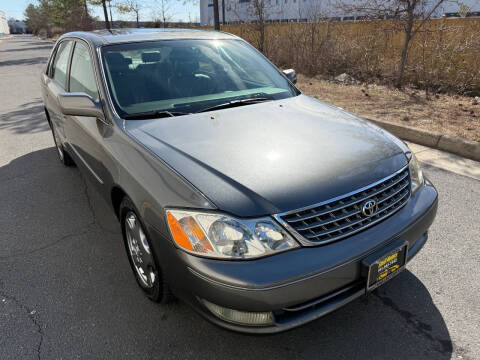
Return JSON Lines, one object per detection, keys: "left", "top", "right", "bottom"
{"left": 200, "top": 0, "right": 480, "bottom": 25}
{"left": 0, "top": 10, "right": 10, "bottom": 35}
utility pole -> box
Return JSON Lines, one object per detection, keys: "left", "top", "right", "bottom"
{"left": 108, "top": 0, "right": 113, "bottom": 24}
{"left": 213, "top": 0, "right": 220, "bottom": 30}
{"left": 101, "top": 0, "right": 110, "bottom": 29}
{"left": 222, "top": 0, "right": 225, "bottom": 25}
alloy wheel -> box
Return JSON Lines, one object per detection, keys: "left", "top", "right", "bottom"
{"left": 125, "top": 211, "right": 157, "bottom": 288}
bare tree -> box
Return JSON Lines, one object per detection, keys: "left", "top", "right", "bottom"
{"left": 154, "top": 0, "right": 174, "bottom": 27}
{"left": 295, "top": 2, "right": 334, "bottom": 75}
{"left": 117, "top": 0, "right": 143, "bottom": 27}
{"left": 335, "top": 0, "right": 453, "bottom": 88}
{"left": 230, "top": 0, "right": 283, "bottom": 53}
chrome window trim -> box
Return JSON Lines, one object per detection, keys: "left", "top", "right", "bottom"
{"left": 273, "top": 165, "right": 411, "bottom": 247}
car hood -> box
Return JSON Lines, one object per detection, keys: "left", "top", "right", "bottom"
{"left": 126, "top": 95, "right": 409, "bottom": 217}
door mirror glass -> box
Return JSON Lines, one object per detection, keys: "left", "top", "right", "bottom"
{"left": 283, "top": 69, "right": 297, "bottom": 85}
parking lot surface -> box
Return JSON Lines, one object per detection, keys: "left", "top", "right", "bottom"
{"left": 1, "top": 35, "right": 479, "bottom": 360}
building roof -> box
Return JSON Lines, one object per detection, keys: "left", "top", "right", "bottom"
{"left": 61, "top": 28, "right": 238, "bottom": 46}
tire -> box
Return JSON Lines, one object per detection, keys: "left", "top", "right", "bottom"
{"left": 120, "top": 196, "right": 174, "bottom": 303}
{"left": 50, "top": 121, "right": 74, "bottom": 166}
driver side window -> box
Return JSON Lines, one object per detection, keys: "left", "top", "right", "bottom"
{"left": 69, "top": 41, "right": 99, "bottom": 101}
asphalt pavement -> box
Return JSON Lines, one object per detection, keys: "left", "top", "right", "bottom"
{"left": 1, "top": 35, "right": 479, "bottom": 360}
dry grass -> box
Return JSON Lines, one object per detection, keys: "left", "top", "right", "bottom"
{"left": 297, "top": 75, "right": 480, "bottom": 142}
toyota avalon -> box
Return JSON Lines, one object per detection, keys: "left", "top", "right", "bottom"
{"left": 40, "top": 28, "right": 438, "bottom": 333}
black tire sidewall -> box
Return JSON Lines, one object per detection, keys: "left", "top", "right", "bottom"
{"left": 50, "top": 123, "right": 74, "bottom": 166}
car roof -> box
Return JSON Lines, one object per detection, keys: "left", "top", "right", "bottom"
{"left": 60, "top": 28, "right": 240, "bottom": 46}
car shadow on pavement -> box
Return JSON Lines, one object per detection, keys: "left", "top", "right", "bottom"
{"left": 0, "top": 57, "right": 49, "bottom": 67}
{"left": 177, "top": 270, "right": 453, "bottom": 359}
{"left": 21, "top": 41, "right": 54, "bottom": 47}
{"left": 0, "top": 45, "right": 53, "bottom": 53}
{"left": 0, "top": 100, "right": 50, "bottom": 133}
{"left": 0, "top": 148, "right": 453, "bottom": 359}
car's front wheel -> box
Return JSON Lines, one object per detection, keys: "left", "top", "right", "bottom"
{"left": 120, "top": 196, "right": 174, "bottom": 303}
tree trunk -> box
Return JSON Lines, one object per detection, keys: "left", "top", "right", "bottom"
{"left": 259, "top": 23, "right": 265, "bottom": 53}
{"left": 136, "top": 12, "right": 139, "bottom": 28}
{"left": 396, "top": 13, "right": 414, "bottom": 88}
{"left": 81, "top": 0, "right": 89, "bottom": 29}
{"left": 101, "top": 0, "right": 110, "bottom": 30}
{"left": 213, "top": 0, "right": 220, "bottom": 30}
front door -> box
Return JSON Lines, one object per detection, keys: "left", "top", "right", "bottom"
{"left": 64, "top": 40, "right": 112, "bottom": 195}
{"left": 44, "top": 40, "right": 73, "bottom": 143}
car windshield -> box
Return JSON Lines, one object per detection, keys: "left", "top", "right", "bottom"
{"left": 101, "top": 39, "right": 299, "bottom": 117}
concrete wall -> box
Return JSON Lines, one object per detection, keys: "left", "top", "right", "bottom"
{"left": 0, "top": 10, "right": 10, "bottom": 35}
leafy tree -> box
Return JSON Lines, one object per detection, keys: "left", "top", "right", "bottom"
{"left": 24, "top": 0, "right": 93, "bottom": 34}
{"left": 50, "top": 0, "right": 90, "bottom": 32}
{"left": 24, "top": 1, "right": 52, "bottom": 36}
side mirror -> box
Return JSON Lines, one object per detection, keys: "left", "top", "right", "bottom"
{"left": 58, "top": 92, "right": 104, "bottom": 119}
{"left": 283, "top": 69, "right": 297, "bottom": 85}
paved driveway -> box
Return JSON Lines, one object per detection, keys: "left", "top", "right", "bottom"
{"left": 1, "top": 35, "right": 479, "bottom": 360}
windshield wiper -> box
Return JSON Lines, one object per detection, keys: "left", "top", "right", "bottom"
{"left": 196, "top": 97, "right": 272, "bottom": 113}
{"left": 124, "top": 110, "right": 190, "bottom": 120}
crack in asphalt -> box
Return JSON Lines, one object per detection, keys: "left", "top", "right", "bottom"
{"left": 0, "top": 286, "right": 44, "bottom": 360}
{"left": 0, "top": 171, "right": 117, "bottom": 260}
{"left": 374, "top": 292, "right": 455, "bottom": 356}
{"left": 0, "top": 225, "right": 96, "bottom": 259}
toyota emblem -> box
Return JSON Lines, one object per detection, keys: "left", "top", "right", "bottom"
{"left": 361, "top": 199, "right": 378, "bottom": 217}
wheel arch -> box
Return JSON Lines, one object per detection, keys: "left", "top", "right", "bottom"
{"left": 111, "top": 185, "right": 127, "bottom": 220}
{"left": 44, "top": 107, "right": 51, "bottom": 126}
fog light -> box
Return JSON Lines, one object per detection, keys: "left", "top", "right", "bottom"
{"left": 201, "top": 299, "right": 274, "bottom": 326}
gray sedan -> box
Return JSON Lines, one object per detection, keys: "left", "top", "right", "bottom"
{"left": 40, "top": 28, "right": 438, "bottom": 333}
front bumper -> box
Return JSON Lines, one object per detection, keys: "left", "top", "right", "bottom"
{"left": 154, "top": 180, "right": 438, "bottom": 334}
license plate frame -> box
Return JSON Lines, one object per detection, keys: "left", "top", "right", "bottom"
{"left": 363, "top": 239, "right": 409, "bottom": 292}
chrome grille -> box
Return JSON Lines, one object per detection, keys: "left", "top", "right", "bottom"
{"left": 277, "top": 167, "right": 411, "bottom": 245}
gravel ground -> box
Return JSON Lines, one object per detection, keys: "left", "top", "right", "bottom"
{"left": 297, "top": 75, "right": 480, "bottom": 142}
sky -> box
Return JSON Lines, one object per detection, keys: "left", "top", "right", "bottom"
{"left": 0, "top": 0, "right": 200, "bottom": 22}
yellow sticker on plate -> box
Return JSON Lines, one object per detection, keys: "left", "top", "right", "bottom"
{"left": 378, "top": 252, "right": 399, "bottom": 273}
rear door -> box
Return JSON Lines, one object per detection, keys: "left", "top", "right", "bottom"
{"left": 43, "top": 40, "right": 74, "bottom": 142}
{"left": 64, "top": 40, "right": 113, "bottom": 194}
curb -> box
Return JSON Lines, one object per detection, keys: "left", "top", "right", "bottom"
{"left": 366, "top": 118, "right": 480, "bottom": 162}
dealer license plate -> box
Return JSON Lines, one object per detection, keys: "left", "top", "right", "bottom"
{"left": 364, "top": 241, "right": 408, "bottom": 291}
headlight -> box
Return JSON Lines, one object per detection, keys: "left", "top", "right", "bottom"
{"left": 408, "top": 153, "right": 424, "bottom": 194}
{"left": 166, "top": 209, "right": 299, "bottom": 259}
